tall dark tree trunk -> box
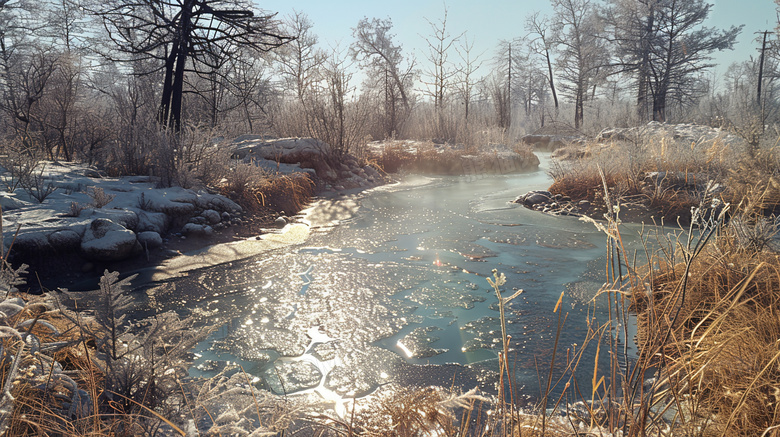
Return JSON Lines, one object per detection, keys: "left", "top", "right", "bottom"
{"left": 574, "top": 83, "right": 584, "bottom": 129}
{"left": 757, "top": 30, "right": 768, "bottom": 106}
{"left": 545, "top": 48, "right": 558, "bottom": 115}
{"left": 637, "top": 7, "right": 654, "bottom": 121}
{"left": 652, "top": 87, "right": 666, "bottom": 122}
{"left": 158, "top": 41, "right": 178, "bottom": 126}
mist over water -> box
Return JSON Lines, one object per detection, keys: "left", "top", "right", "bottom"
{"left": 145, "top": 156, "right": 641, "bottom": 408}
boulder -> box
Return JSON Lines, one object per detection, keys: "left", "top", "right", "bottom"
{"left": 201, "top": 209, "right": 221, "bottom": 225}
{"left": 94, "top": 208, "right": 139, "bottom": 230}
{"left": 47, "top": 229, "right": 82, "bottom": 251}
{"left": 521, "top": 135, "right": 551, "bottom": 147}
{"left": 136, "top": 210, "right": 168, "bottom": 234}
{"left": 516, "top": 190, "right": 553, "bottom": 207}
{"left": 181, "top": 223, "right": 214, "bottom": 237}
{"left": 83, "top": 168, "right": 103, "bottom": 178}
{"left": 137, "top": 231, "right": 163, "bottom": 248}
{"left": 80, "top": 218, "right": 139, "bottom": 261}
{"left": 0, "top": 193, "right": 28, "bottom": 211}
{"left": 11, "top": 232, "right": 52, "bottom": 255}
{"left": 193, "top": 192, "right": 242, "bottom": 213}
{"left": 232, "top": 137, "right": 341, "bottom": 181}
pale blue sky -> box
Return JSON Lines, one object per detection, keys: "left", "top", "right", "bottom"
{"left": 257, "top": 0, "right": 778, "bottom": 87}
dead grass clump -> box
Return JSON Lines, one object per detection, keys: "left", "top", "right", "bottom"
{"left": 548, "top": 135, "right": 739, "bottom": 224}
{"left": 725, "top": 149, "right": 780, "bottom": 216}
{"left": 511, "top": 143, "right": 538, "bottom": 164}
{"left": 646, "top": 187, "right": 700, "bottom": 224}
{"left": 257, "top": 172, "right": 315, "bottom": 214}
{"left": 343, "top": 386, "right": 490, "bottom": 436}
{"left": 630, "top": 220, "right": 780, "bottom": 435}
{"left": 376, "top": 143, "right": 417, "bottom": 173}
{"left": 548, "top": 160, "right": 635, "bottom": 203}
{"left": 412, "top": 147, "right": 468, "bottom": 175}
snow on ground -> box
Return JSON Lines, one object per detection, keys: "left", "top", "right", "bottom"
{"left": 0, "top": 161, "right": 242, "bottom": 265}
{"left": 597, "top": 121, "right": 745, "bottom": 147}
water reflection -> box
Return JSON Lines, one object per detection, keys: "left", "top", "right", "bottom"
{"left": 143, "top": 161, "right": 643, "bottom": 412}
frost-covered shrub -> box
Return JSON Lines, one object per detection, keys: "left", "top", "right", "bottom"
{"left": 0, "top": 263, "right": 92, "bottom": 435}
{"left": 0, "top": 140, "right": 39, "bottom": 193}
{"left": 20, "top": 165, "right": 58, "bottom": 203}
{"left": 87, "top": 186, "right": 115, "bottom": 208}
{"left": 54, "top": 271, "right": 216, "bottom": 431}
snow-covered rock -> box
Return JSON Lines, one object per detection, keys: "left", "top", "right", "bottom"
{"left": 137, "top": 231, "right": 163, "bottom": 248}
{"left": 136, "top": 210, "right": 168, "bottom": 234}
{"left": 233, "top": 137, "right": 330, "bottom": 162}
{"left": 0, "top": 161, "right": 247, "bottom": 269}
{"left": 80, "top": 219, "right": 139, "bottom": 261}
{"left": 515, "top": 190, "right": 553, "bottom": 206}
{"left": 47, "top": 229, "right": 81, "bottom": 251}
{"left": 13, "top": 232, "right": 53, "bottom": 255}
{"left": 201, "top": 209, "right": 221, "bottom": 225}
{"left": 596, "top": 121, "right": 744, "bottom": 147}
{"left": 181, "top": 223, "right": 214, "bottom": 237}
{"left": 0, "top": 193, "right": 28, "bottom": 211}
{"left": 91, "top": 208, "right": 138, "bottom": 230}
{"left": 250, "top": 158, "right": 317, "bottom": 178}
{"left": 232, "top": 137, "right": 337, "bottom": 181}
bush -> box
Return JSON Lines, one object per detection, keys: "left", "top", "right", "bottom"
{"left": 20, "top": 164, "right": 58, "bottom": 203}
{"left": 629, "top": 215, "right": 780, "bottom": 436}
{"left": 87, "top": 186, "right": 115, "bottom": 208}
{"left": 0, "top": 139, "right": 39, "bottom": 193}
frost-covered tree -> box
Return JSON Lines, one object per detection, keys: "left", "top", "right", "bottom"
{"left": 351, "top": 17, "right": 416, "bottom": 138}
{"left": 550, "top": 0, "right": 610, "bottom": 129}
{"left": 526, "top": 12, "right": 559, "bottom": 116}
{"left": 453, "top": 35, "right": 483, "bottom": 123}
{"left": 420, "top": 6, "right": 462, "bottom": 113}
{"left": 604, "top": 0, "right": 741, "bottom": 122}
{"left": 276, "top": 11, "right": 325, "bottom": 104}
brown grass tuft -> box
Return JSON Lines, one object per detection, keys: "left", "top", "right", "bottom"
{"left": 256, "top": 172, "right": 315, "bottom": 214}
{"left": 631, "top": 221, "right": 780, "bottom": 436}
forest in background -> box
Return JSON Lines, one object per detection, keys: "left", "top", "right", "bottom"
{"left": 0, "top": 0, "right": 776, "bottom": 182}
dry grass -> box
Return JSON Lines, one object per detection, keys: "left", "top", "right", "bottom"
{"left": 547, "top": 134, "right": 750, "bottom": 224}
{"left": 626, "top": 214, "right": 780, "bottom": 436}
{"left": 725, "top": 149, "right": 780, "bottom": 216}
{"left": 219, "top": 161, "right": 315, "bottom": 216}
{"left": 375, "top": 143, "right": 418, "bottom": 173}
{"left": 256, "top": 172, "right": 315, "bottom": 214}
{"left": 373, "top": 141, "right": 469, "bottom": 175}
{"left": 375, "top": 140, "right": 538, "bottom": 176}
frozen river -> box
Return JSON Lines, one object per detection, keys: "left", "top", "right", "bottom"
{"left": 134, "top": 155, "right": 640, "bottom": 411}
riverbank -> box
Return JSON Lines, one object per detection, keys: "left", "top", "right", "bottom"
{"left": 4, "top": 158, "right": 776, "bottom": 435}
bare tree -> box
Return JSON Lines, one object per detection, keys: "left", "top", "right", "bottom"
{"left": 647, "top": 0, "right": 741, "bottom": 121}
{"left": 551, "top": 0, "right": 610, "bottom": 130}
{"left": 605, "top": 0, "right": 741, "bottom": 122}
{"left": 351, "top": 17, "right": 416, "bottom": 138}
{"left": 276, "top": 11, "right": 325, "bottom": 104}
{"left": 187, "top": 48, "right": 272, "bottom": 131}
{"left": 490, "top": 39, "right": 518, "bottom": 130}
{"left": 453, "top": 35, "right": 483, "bottom": 124}
{"left": 0, "top": 0, "right": 49, "bottom": 144}
{"left": 526, "top": 12, "right": 559, "bottom": 117}
{"left": 306, "top": 47, "right": 368, "bottom": 160}
{"left": 420, "top": 6, "right": 463, "bottom": 115}
{"left": 95, "top": 0, "right": 289, "bottom": 131}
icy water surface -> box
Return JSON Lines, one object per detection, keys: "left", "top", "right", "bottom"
{"left": 144, "top": 157, "right": 641, "bottom": 409}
